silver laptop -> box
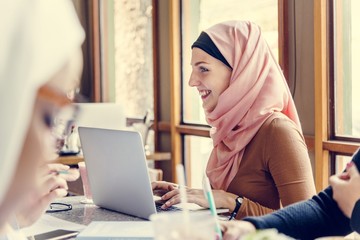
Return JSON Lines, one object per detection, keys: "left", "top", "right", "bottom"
{"left": 78, "top": 127, "right": 171, "bottom": 220}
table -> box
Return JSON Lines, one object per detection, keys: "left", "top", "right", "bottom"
{"left": 48, "top": 196, "right": 143, "bottom": 226}
{"left": 46, "top": 197, "right": 359, "bottom": 240}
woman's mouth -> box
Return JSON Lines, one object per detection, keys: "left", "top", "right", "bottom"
{"left": 199, "top": 90, "right": 211, "bottom": 99}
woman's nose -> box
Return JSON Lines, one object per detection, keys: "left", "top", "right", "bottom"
{"left": 188, "top": 72, "right": 199, "bottom": 87}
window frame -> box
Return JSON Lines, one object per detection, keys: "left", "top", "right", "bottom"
{"left": 314, "top": 0, "right": 360, "bottom": 190}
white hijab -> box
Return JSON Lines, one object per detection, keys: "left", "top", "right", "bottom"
{"left": 0, "top": 0, "right": 85, "bottom": 205}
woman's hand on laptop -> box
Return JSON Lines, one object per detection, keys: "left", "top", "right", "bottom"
{"left": 152, "top": 181, "right": 178, "bottom": 197}
{"left": 152, "top": 181, "right": 237, "bottom": 210}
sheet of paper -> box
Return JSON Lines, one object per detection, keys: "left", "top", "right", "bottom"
{"left": 76, "top": 221, "right": 153, "bottom": 239}
{"left": 21, "top": 214, "right": 85, "bottom": 237}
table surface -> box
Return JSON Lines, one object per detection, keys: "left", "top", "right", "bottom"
{"left": 48, "top": 197, "right": 359, "bottom": 240}
{"left": 48, "top": 196, "right": 144, "bottom": 226}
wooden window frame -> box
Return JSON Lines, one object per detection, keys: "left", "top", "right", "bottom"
{"left": 73, "top": 0, "right": 102, "bottom": 102}
{"left": 169, "top": 0, "right": 182, "bottom": 182}
{"left": 314, "top": 0, "right": 360, "bottom": 191}
{"left": 314, "top": 0, "right": 330, "bottom": 191}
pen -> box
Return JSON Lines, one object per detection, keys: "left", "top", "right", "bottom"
{"left": 203, "top": 175, "right": 223, "bottom": 240}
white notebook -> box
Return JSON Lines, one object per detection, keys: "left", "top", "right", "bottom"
{"left": 76, "top": 221, "right": 154, "bottom": 240}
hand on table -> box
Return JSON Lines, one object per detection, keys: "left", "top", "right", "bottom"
{"left": 220, "top": 220, "right": 256, "bottom": 240}
{"left": 16, "top": 163, "right": 79, "bottom": 228}
{"left": 329, "top": 161, "right": 360, "bottom": 218}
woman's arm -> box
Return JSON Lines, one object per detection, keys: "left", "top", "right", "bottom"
{"left": 236, "top": 117, "right": 316, "bottom": 219}
{"left": 235, "top": 197, "right": 275, "bottom": 218}
{"left": 265, "top": 117, "right": 316, "bottom": 206}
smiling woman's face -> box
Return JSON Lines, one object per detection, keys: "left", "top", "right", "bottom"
{"left": 188, "top": 48, "right": 232, "bottom": 113}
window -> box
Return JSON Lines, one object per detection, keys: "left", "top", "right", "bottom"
{"left": 314, "top": 0, "right": 360, "bottom": 189}
{"left": 326, "top": 0, "right": 360, "bottom": 183}
{"left": 112, "top": 0, "right": 154, "bottom": 118}
{"left": 99, "top": 0, "right": 155, "bottom": 149}
{"left": 332, "top": 0, "right": 360, "bottom": 139}
{"left": 334, "top": 155, "right": 352, "bottom": 175}
{"left": 180, "top": 0, "right": 279, "bottom": 187}
{"left": 184, "top": 136, "right": 212, "bottom": 188}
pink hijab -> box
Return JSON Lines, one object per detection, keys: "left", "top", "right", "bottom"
{"left": 204, "top": 21, "right": 301, "bottom": 190}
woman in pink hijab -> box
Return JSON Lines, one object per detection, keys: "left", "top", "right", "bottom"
{"left": 153, "top": 21, "right": 315, "bottom": 219}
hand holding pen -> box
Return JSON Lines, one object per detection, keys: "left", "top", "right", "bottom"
{"left": 16, "top": 163, "right": 78, "bottom": 228}
{"left": 47, "top": 163, "right": 80, "bottom": 182}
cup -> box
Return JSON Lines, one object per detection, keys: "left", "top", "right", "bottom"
{"left": 78, "top": 161, "right": 93, "bottom": 204}
{"left": 150, "top": 211, "right": 216, "bottom": 240}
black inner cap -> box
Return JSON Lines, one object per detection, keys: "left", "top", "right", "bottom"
{"left": 191, "top": 32, "right": 232, "bottom": 69}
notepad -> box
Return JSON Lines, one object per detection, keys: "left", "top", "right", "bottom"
{"left": 76, "top": 221, "right": 154, "bottom": 239}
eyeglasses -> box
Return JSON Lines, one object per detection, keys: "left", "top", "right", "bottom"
{"left": 37, "top": 85, "right": 72, "bottom": 108}
{"left": 37, "top": 85, "right": 81, "bottom": 148}
{"left": 46, "top": 202, "right": 72, "bottom": 213}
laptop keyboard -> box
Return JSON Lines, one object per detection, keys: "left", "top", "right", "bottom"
{"left": 155, "top": 203, "right": 182, "bottom": 212}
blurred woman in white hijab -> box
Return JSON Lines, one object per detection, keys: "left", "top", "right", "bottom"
{"left": 0, "top": 0, "right": 85, "bottom": 238}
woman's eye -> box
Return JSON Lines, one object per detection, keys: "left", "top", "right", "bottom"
{"left": 43, "top": 112, "right": 53, "bottom": 129}
{"left": 199, "top": 66, "right": 208, "bottom": 72}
